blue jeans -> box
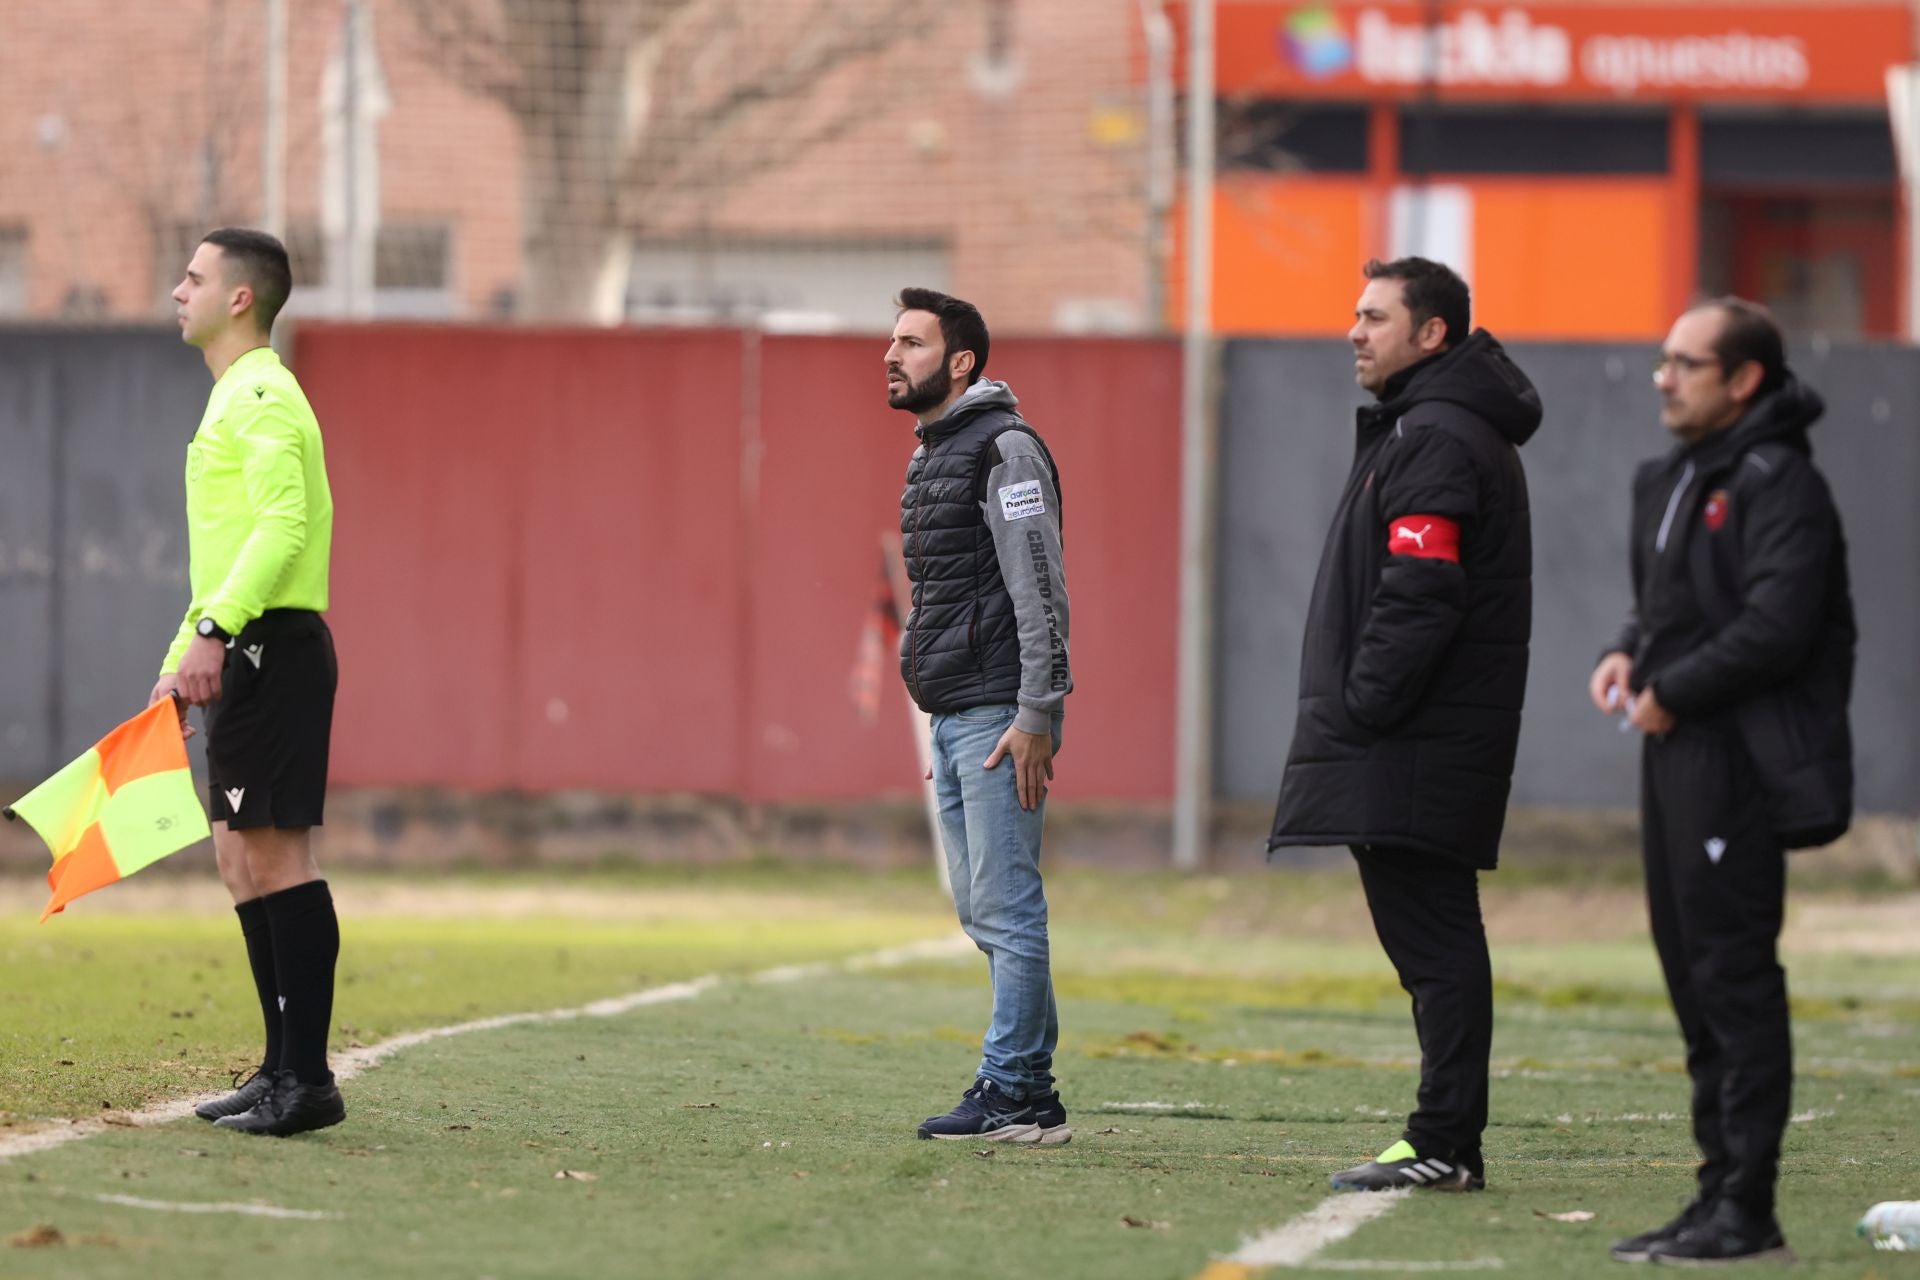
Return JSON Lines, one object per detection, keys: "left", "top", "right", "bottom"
{"left": 930, "top": 704, "right": 1061, "bottom": 1099}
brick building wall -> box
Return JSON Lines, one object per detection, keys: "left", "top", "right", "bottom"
{"left": 0, "top": 0, "right": 1155, "bottom": 333}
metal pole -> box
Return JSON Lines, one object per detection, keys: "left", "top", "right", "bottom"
{"left": 263, "top": 0, "right": 287, "bottom": 237}
{"left": 1140, "top": 0, "right": 1175, "bottom": 331}
{"left": 1889, "top": 65, "right": 1920, "bottom": 341}
{"left": 1172, "top": 0, "right": 1216, "bottom": 872}
{"left": 343, "top": 0, "right": 361, "bottom": 316}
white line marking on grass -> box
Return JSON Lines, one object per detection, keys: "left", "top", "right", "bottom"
{"left": 0, "top": 934, "right": 973, "bottom": 1163}
{"left": 93, "top": 1194, "right": 329, "bottom": 1220}
{"left": 1219, "top": 1191, "right": 1408, "bottom": 1269}
{"left": 1301, "top": 1260, "right": 1505, "bottom": 1272}
{"left": 1100, "top": 1101, "right": 1218, "bottom": 1112}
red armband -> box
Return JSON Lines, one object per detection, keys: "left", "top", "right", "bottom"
{"left": 1386, "top": 514, "right": 1461, "bottom": 562}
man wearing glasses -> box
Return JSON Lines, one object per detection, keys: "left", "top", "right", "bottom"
{"left": 1590, "top": 299, "right": 1855, "bottom": 1265}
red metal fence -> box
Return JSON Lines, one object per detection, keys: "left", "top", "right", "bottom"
{"left": 295, "top": 324, "right": 1181, "bottom": 802}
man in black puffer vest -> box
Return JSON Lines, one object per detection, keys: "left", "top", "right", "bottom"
{"left": 887, "top": 288, "right": 1074, "bottom": 1146}
{"left": 1271, "top": 258, "right": 1542, "bottom": 1194}
{"left": 1592, "top": 299, "right": 1853, "bottom": 1267}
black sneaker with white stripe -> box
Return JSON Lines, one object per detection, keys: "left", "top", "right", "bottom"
{"left": 916, "top": 1077, "right": 1039, "bottom": 1142}
{"left": 1329, "top": 1139, "right": 1484, "bottom": 1192}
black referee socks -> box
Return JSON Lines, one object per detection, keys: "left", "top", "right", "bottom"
{"left": 234, "top": 897, "right": 284, "bottom": 1076}
{"left": 261, "top": 880, "right": 341, "bottom": 1087}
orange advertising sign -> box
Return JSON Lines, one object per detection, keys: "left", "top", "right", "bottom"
{"left": 1175, "top": 3, "right": 1912, "bottom": 103}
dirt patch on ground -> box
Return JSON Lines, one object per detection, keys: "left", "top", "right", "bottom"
{"left": 6, "top": 874, "right": 1912, "bottom": 953}
{"left": 0, "top": 876, "right": 896, "bottom": 925}
{"left": 1781, "top": 896, "right": 1920, "bottom": 955}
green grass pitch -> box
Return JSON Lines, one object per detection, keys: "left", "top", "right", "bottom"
{"left": 0, "top": 864, "right": 1915, "bottom": 1278}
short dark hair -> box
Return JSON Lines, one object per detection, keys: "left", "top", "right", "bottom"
{"left": 1698, "top": 296, "right": 1786, "bottom": 397}
{"left": 1362, "top": 257, "right": 1471, "bottom": 347}
{"left": 895, "top": 287, "right": 989, "bottom": 384}
{"left": 201, "top": 227, "right": 293, "bottom": 333}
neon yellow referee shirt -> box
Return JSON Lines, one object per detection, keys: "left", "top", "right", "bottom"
{"left": 161, "top": 346, "right": 334, "bottom": 675}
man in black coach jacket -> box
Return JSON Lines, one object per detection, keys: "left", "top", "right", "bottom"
{"left": 1271, "top": 257, "right": 1541, "bottom": 1194}
{"left": 1591, "top": 298, "right": 1854, "bottom": 1266}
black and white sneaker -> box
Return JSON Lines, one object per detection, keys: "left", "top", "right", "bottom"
{"left": 1329, "top": 1140, "right": 1484, "bottom": 1192}
{"left": 213, "top": 1069, "right": 345, "bottom": 1137}
{"left": 1610, "top": 1197, "right": 1713, "bottom": 1263}
{"left": 916, "top": 1078, "right": 1038, "bottom": 1142}
{"left": 1646, "top": 1201, "right": 1794, "bottom": 1266}
{"left": 194, "top": 1069, "right": 274, "bottom": 1122}
{"left": 1029, "top": 1090, "right": 1073, "bottom": 1145}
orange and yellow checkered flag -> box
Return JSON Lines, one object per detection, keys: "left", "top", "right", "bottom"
{"left": 3, "top": 699, "right": 210, "bottom": 921}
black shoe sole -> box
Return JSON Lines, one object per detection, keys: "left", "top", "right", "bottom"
{"left": 1330, "top": 1173, "right": 1485, "bottom": 1193}
{"left": 261, "top": 1108, "right": 346, "bottom": 1138}
{"left": 1651, "top": 1245, "right": 1796, "bottom": 1267}
{"left": 214, "top": 1094, "right": 345, "bottom": 1137}
{"left": 918, "top": 1120, "right": 1042, "bottom": 1142}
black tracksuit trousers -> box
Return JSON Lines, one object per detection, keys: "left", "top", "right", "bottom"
{"left": 1352, "top": 844, "right": 1492, "bottom": 1165}
{"left": 1642, "top": 724, "right": 1791, "bottom": 1217}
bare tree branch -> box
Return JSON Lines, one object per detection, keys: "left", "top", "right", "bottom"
{"left": 399, "top": 0, "right": 533, "bottom": 113}
{"left": 618, "top": 0, "right": 941, "bottom": 213}
{"left": 394, "top": 0, "right": 956, "bottom": 319}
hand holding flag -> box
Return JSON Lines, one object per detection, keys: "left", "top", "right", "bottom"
{"left": 3, "top": 699, "right": 211, "bottom": 921}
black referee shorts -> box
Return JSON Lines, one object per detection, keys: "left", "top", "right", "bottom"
{"left": 203, "top": 610, "right": 338, "bottom": 831}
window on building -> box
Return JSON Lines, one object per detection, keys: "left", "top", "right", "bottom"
{"left": 1218, "top": 103, "right": 1370, "bottom": 173}
{"left": 153, "top": 219, "right": 444, "bottom": 317}
{"left": 151, "top": 219, "right": 324, "bottom": 309}
{"left": 375, "top": 224, "right": 452, "bottom": 291}
{"left": 1700, "top": 194, "right": 1897, "bottom": 338}
{"left": 0, "top": 227, "right": 27, "bottom": 315}
{"left": 1699, "top": 112, "right": 1897, "bottom": 339}
{"left": 1400, "top": 106, "right": 1668, "bottom": 175}
{"left": 970, "top": 0, "right": 1021, "bottom": 96}
{"left": 1702, "top": 112, "right": 1895, "bottom": 185}
{"left": 285, "top": 225, "right": 326, "bottom": 287}
{"left": 625, "top": 239, "right": 949, "bottom": 332}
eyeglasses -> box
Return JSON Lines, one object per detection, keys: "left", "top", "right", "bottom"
{"left": 1653, "top": 352, "right": 1720, "bottom": 378}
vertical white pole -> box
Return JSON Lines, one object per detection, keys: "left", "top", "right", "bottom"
{"left": 1890, "top": 66, "right": 1920, "bottom": 341}
{"left": 1140, "top": 0, "right": 1176, "bottom": 330}
{"left": 341, "top": 0, "right": 361, "bottom": 315}
{"left": 1173, "top": 0, "right": 1217, "bottom": 871}
{"left": 263, "top": 0, "right": 288, "bottom": 238}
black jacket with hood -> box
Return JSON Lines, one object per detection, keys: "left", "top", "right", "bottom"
{"left": 1609, "top": 375, "right": 1855, "bottom": 848}
{"left": 1270, "top": 330, "right": 1543, "bottom": 870}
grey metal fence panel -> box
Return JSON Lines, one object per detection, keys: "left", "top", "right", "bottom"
{"left": 3, "top": 329, "right": 1911, "bottom": 823}
{"left": 1217, "top": 337, "right": 1918, "bottom": 817}
{"left": 0, "top": 329, "right": 204, "bottom": 779}
{"left": 0, "top": 342, "right": 59, "bottom": 778}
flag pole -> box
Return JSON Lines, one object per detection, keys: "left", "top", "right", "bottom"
{"left": 880, "top": 532, "right": 950, "bottom": 896}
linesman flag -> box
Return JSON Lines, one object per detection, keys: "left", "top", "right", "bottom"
{"left": 3, "top": 699, "right": 210, "bottom": 921}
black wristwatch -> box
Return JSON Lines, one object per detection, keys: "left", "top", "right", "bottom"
{"left": 196, "top": 617, "right": 231, "bottom": 643}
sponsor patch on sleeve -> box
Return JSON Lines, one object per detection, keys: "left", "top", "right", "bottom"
{"left": 1386, "top": 513, "right": 1461, "bottom": 562}
{"left": 998, "top": 478, "right": 1047, "bottom": 522}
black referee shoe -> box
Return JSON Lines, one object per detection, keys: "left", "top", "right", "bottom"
{"left": 1645, "top": 1201, "right": 1794, "bottom": 1266}
{"left": 1609, "top": 1196, "right": 1712, "bottom": 1263}
{"left": 214, "top": 1069, "right": 345, "bottom": 1137}
{"left": 193, "top": 1069, "right": 274, "bottom": 1122}
{"left": 1329, "top": 1140, "right": 1484, "bottom": 1192}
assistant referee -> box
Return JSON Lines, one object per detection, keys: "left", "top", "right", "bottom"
{"left": 150, "top": 228, "right": 343, "bottom": 1137}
